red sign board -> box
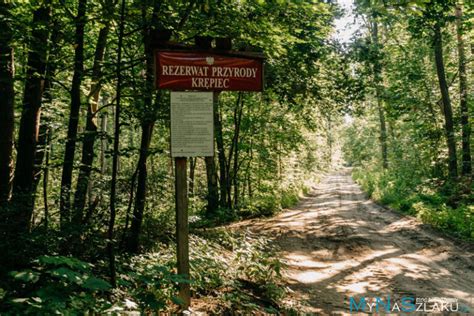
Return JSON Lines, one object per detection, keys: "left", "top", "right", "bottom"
{"left": 155, "top": 51, "right": 263, "bottom": 91}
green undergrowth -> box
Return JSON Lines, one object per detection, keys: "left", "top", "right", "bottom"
{"left": 0, "top": 177, "right": 313, "bottom": 314}
{"left": 238, "top": 183, "right": 307, "bottom": 218}
{"left": 0, "top": 229, "right": 297, "bottom": 314}
{"left": 352, "top": 167, "right": 474, "bottom": 240}
{"left": 194, "top": 182, "right": 310, "bottom": 228}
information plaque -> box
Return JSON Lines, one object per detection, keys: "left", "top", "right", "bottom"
{"left": 171, "top": 92, "right": 214, "bottom": 157}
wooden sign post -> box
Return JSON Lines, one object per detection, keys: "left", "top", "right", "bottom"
{"left": 155, "top": 44, "right": 263, "bottom": 310}
{"left": 174, "top": 156, "right": 190, "bottom": 308}
{"left": 170, "top": 91, "right": 213, "bottom": 309}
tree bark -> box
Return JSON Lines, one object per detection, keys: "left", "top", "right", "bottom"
{"left": 247, "top": 140, "right": 254, "bottom": 199}
{"left": 455, "top": 5, "right": 471, "bottom": 177}
{"left": 126, "top": 0, "right": 164, "bottom": 252}
{"left": 108, "top": 0, "right": 126, "bottom": 287}
{"left": 189, "top": 158, "right": 196, "bottom": 196}
{"left": 433, "top": 22, "right": 458, "bottom": 179}
{"left": 43, "top": 130, "right": 51, "bottom": 230}
{"left": 214, "top": 92, "right": 229, "bottom": 208}
{"left": 230, "top": 94, "right": 243, "bottom": 208}
{"left": 127, "top": 121, "right": 154, "bottom": 253}
{"left": 60, "top": 0, "right": 88, "bottom": 228}
{"left": 205, "top": 156, "right": 219, "bottom": 216}
{"left": 10, "top": 2, "right": 51, "bottom": 232}
{"left": 100, "top": 111, "right": 108, "bottom": 174}
{"left": 0, "top": 2, "right": 15, "bottom": 206}
{"left": 31, "top": 23, "right": 60, "bottom": 208}
{"left": 73, "top": 24, "right": 111, "bottom": 222}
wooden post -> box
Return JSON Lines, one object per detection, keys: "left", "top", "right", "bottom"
{"left": 175, "top": 157, "right": 190, "bottom": 309}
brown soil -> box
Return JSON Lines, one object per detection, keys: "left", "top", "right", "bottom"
{"left": 233, "top": 168, "right": 474, "bottom": 314}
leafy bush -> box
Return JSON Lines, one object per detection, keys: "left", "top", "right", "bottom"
{"left": 1, "top": 230, "right": 291, "bottom": 314}
{"left": 2, "top": 256, "right": 112, "bottom": 315}
{"left": 117, "top": 252, "right": 184, "bottom": 311}
{"left": 240, "top": 184, "right": 305, "bottom": 218}
{"left": 116, "top": 231, "right": 289, "bottom": 313}
{"left": 234, "top": 236, "right": 286, "bottom": 304}
{"left": 353, "top": 166, "right": 473, "bottom": 240}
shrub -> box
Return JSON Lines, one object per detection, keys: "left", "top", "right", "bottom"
{"left": 353, "top": 166, "right": 473, "bottom": 240}
{"left": 2, "top": 256, "right": 112, "bottom": 315}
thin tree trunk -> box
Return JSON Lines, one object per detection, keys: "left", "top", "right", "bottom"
{"left": 121, "top": 165, "right": 138, "bottom": 248}
{"left": 214, "top": 92, "right": 229, "bottom": 208}
{"left": 456, "top": 5, "right": 471, "bottom": 177}
{"left": 31, "top": 23, "right": 60, "bottom": 209}
{"left": 126, "top": 0, "right": 159, "bottom": 252}
{"left": 247, "top": 141, "right": 253, "bottom": 199}
{"left": 189, "top": 158, "right": 196, "bottom": 196}
{"left": 127, "top": 121, "right": 154, "bottom": 253}
{"left": 231, "top": 96, "right": 244, "bottom": 208}
{"left": 32, "top": 124, "right": 49, "bottom": 196}
{"left": 205, "top": 156, "right": 219, "bottom": 216}
{"left": 73, "top": 24, "right": 111, "bottom": 222}
{"left": 371, "top": 21, "right": 388, "bottom": 169}
{"left": 0, "top": 2, "right": 15, "bottom": 206}
{"left": 326, "top": 115, "right": 333, "bottom": 165}
{"left": 433, "top": 22, "right": 458, "bottom": 179}
{"left": 10, "top": 2, "right": 51, "bottom": 233}
{"left": 100, "top": 111, "right": 108, "bottom": 174}
{"left": 43, "top": 130, "right": 51, "bottom": 230}
{"left": 108, "top": 0, "right": 126, "bottom": 287}
{"left": 60, "top": 0, "right": 88, "bottom": 229}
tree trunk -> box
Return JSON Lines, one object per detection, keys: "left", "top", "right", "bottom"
{"left": 108, "top": 0, "right": 126, "bottom": 287}
{"left": 100, "top": 111, "right": 108, "bottom": 174}
{"left": 43, "top": 130, "right": 51, "bottom": 230}
{"left": 433, "top": 22, "right": 458, "bottom": 179}
{"left": 73, "top": 24, "right": 110, "bottom": 222}
{"left": 247, "top": 141, "right": 254, "bottom": 199}
{"left": 0, "top": 2, "right": 15, "bottom": 206}
{"left": 371, "top": 21, "right": 388, "bottom": 169}
{"left": 10, "top": 2, "right": 51, "bottom": 233}
{"left": 456, "top": 5, "right": 471, "bottom": 177}
{"left": 127, "top": 121, "right": 154, "bottom": 253}
{"left": 189, "top": 158, "right": 196, "bottom": 196}
{"left": 205, "top": 156, "right": 219, "bottom": 216}
{"left": 30, "top": 23, "right": 60, "bottom": 209}
{"left": 60, "top": 0, "right": 88, "bottom": 228}
{"left": 230, "top": 95, "right": 244, "bottom": 208}
{"left": 214, "top": 92, "right": 229, "bottom": 208}
{"left": 126, "top": 0, "right": 159, "bottom": 252}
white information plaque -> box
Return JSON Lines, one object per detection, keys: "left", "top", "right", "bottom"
{"left": 171, "top": 92, "right": 214, "bottom": 157}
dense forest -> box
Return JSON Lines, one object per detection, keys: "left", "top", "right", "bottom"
{"left": 0, "top": 0, "right": 472, "bottom": 314}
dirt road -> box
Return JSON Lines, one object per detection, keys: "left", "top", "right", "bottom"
{"left": 243, "top": 169, "right": 473, "bottom": 314}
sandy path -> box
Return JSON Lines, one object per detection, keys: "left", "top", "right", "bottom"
{"left": 239, "top": 169, "right": 474, "bottom": 314}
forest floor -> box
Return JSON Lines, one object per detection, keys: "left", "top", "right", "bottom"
{"left": 231, "top": 168, "right": 474, "bottom": 314}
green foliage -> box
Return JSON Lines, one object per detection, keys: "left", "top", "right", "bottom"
{"left": 117, "top": 252, "right": 181, "bottom": 311}
{"left": 2, "top": 256, "right": 112, "bottom": 315}
{"left": 111, "top": 231, "right": 289, "bottom": 313}
{"left": 353, "top": 167, "right": 474, "bottom": 240}
{"left": 240, "top": 184, "right": 304, "bottom": 218}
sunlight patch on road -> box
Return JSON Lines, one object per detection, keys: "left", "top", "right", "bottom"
{"left": 442, "top": 289, "right": 473, "bottom": 304}
{"left": 285, "top": 254, "right": 327, "bottom": 268}
{"left": 342, "top": 281, "right": 371, "bottom": 294}
{"left": 287, "top": 260, "right": 358, "bottom": 284}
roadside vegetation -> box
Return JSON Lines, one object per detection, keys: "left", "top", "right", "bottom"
{"left": 342, "top": 1, "right": 473, "bottom": 240}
